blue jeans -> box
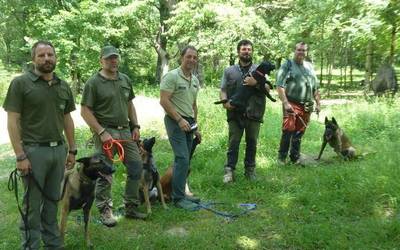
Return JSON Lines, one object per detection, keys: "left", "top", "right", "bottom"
{"left": 164, "top": 115, "right": 194, "bottom": 202}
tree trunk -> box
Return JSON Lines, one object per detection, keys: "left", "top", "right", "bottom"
{"left": 349, "top": 42, "right": 353, "bottom": 86}
{"left": 364, "top": 41, "right": 373, "bottom": 92}
{"left": 389, "top": 25, "right": 397, "bottom": 64}
{"left": 154, "top": 0, "right": 176, "bottom": 84}
{"left": 319, "top": 54, "right": 324, "bottom": 87}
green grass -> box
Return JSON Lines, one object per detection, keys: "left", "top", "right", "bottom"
{"left": 1, "top": 82, "right": 400, "bottom": 249}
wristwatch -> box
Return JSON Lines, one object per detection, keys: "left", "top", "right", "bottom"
{"left": 16, "top": 153, "right": 28, "bottom": 162}
{"left": 68, "top": 149, "right": 78, "bottom": 156}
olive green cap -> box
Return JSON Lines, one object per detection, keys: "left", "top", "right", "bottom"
{"left": 100, "top": 45, "right": 119, "bottom": 59}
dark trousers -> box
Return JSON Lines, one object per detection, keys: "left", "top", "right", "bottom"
{"left": 21, "top": 144, "right": 66, "bottom": 250}
{"left": 225, "top": 118, "right": 260, "bottom": 171}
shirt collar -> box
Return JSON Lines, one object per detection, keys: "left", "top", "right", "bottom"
{"left": 28, "top": 70, "right": 61, "bottom": 85}
{"left": 178, "top": 67, "right": 193, "bottom": 81}
{"left": 97, "top": 70, "right": 123, "bottom": 82}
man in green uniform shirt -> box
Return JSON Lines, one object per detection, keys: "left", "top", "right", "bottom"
{"left": 81, "top": 45, "right": 146, "bottom": 227}
{"left": 3, "top": 40, "right": 76, "bottom": 250}
{"left": 160, "top": 45, "right": 201, "bottom": 210}
{"left": 276, "top": 42, "right": 321, "bottom": 165}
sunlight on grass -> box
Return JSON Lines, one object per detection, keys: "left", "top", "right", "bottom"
{"left": 236, "top": 236, "right": 260, "bottom": 249}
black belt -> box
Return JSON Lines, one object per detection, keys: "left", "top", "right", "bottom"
{"left": 104, "top": 125, "right": 129, "bottom": 130}
{"left": 23, "top": 140, "right": 64, "bottom": 147}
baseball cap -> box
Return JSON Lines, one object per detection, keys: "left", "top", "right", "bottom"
{"left": 100, "top": 45, "right": 119, "bottom": 59}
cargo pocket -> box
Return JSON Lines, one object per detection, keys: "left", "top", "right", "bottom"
{"left": 246, "top": 95, "right": 266, "bottom": 122}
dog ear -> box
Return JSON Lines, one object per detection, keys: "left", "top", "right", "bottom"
{"left": 325, "top": 116, "right": 328, "bottom": 124}
{"left": 76, "top": 157, "right": 91, "bottom": 166}
{"left": 332, "top": 117, "right": 338, "bottom": 126}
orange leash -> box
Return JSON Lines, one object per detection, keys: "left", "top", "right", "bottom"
{"left": 103, "top": 139, "right": 130, "bottom": 163}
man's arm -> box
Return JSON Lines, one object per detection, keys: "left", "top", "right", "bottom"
{"left": 277, "top": 87, "right": 293, "bottom": 114}
{"left": 314, "top": 90, "right": 321, "bottom": 114}
{"left": 7, "top": 112, "right": 31, "bottom": 175}
{"left": 81, "top": 105, "right": 112, "bottom": 142}
{"left": 127, "top": 101, "right": 140, "bottom": 141}
{"left": 160, "top": 90, "right": 190, "bottom": 132}
{"left": 63, "top": 113, "right": 76, "bottom": 169}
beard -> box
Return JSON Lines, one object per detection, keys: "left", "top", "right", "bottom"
{"left": 36, "top": 61, "right": 56, "bottom": 73}
{"left": 239, "top": 54, "right": 252, "bottom": 64}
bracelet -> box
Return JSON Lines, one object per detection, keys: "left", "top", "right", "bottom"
{"left": 132, "top": 124, "right": 140, "bottom": 129}
{"left": 98, "top": 128, "right": 106, "bottom": 136}
{"left": 16, "top": 153, "right": 27, "bottom": 162}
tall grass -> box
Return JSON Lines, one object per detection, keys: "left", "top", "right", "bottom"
{"left": 1, "top": 86, "right": 400, "bottom": 249}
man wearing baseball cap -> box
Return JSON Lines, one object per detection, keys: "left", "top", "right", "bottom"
{"left": 81, "top": 45, "right": 147, "bottom": 227}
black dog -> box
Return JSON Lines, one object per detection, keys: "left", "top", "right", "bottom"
{"left": 139, "top": 137, "right": 168, "bottom": 213}
{"left": 60, "top": 155, "right": 115, "bottom": 248}
{"left": 316, "top": 117, "right": 356, "bottom": 161}
{"left": 215, "top": 61, "right": 276, "bottom": 113}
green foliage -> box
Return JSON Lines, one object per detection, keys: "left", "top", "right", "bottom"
{"left": 1, "top": 85, "right": 400, "bottom": 249}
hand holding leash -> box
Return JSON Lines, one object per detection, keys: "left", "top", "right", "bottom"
{"left": 100, "top": 130, "right": 113, "bottom": 143}
{"left": 283, "top": 101, "right": 294, "bottom": 114}
{"left": 17, "top": 158, "right": 31, "bottom": 176}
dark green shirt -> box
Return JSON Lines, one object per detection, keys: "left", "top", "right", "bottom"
{"left": 81, "top": 72, "right": 134, "bottom": 126}
{"left": 2, "top": 70, "right": 75, "bottom": 142}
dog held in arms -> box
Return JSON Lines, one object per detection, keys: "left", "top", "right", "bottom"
{"left": 160, "top": 135, "right": 201, "bottom": 201}
{"left": 60, "top": 155, "right": 115, "bottom": 248}
{"left": 214, "top": 61, "right": 276, "bottom": 113}
{"left": 316, "top": 117, "right": 356, "bottom": 161}
{"left": 138, "top": 137, "right": 168, "bottom": 213}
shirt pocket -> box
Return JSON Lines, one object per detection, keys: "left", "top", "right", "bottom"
{"left": 56, "top": 88, "right": 69, "bottom": 112}
{"left": 119, "top": 85, "right": 131, "bottom": 102}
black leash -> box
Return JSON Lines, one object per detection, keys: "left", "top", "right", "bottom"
{"left": 196, "top": 201, "right": 257, "bottom": 221}
{"left": 8, "top": 169, "right": 32, "bottom": 250}
{"left": 8, "top": 169, "right": 67, "bottom": 249}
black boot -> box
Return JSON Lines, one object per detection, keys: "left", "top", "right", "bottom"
{"left": 278, "top": 130, "right": 292, "bottom": 164}
{"left": 290, "top": 131, "right": 303, "bottom": 164}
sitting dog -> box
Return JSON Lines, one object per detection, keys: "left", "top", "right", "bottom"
{"left": 60, "top": 155, "right": 115, "bottom": 248}
{"left": 316, "top": 117, "right": 356, "bottom": 160}
{"left": 160, "top": 135, "right": 200, "bottom": 201}
{"left": 214, "top": 61, "right": 276, "bottom": 113}
{"left": 138, "top": 137, "right": 168, "bottom": 213}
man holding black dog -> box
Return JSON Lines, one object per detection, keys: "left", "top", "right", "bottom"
{"left": 4, "top": 40, "right": 76, "bottom": 249}
{"left": 160, "top": 45, "right": 201, "bottom": 210}
{"left": 219, "top": 39, "right": 268, "bottom": 183}
{"left": 81, "top": 45, "right": 147, "bottom": 227}
{"left": 276, "top": 42, "right": 321, "bottom": 165}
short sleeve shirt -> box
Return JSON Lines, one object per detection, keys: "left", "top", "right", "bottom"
{"left": 81, "top": 72, "right": 134, "bottom": 126}
{"left": 2, "top": 70, "right": 75, "bottom": 142}
{"left": 160, "top": 67, "right": 199, "bottom": 118}
{"left": 276, "top": 59, "right": 319, "bottom": 103}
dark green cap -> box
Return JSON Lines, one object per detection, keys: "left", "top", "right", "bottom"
{"left": 100, "top": 45, "right": 119, "bottom": 59}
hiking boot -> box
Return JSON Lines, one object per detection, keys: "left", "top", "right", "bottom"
{"left": 244, "top": 168, "right": 256, "bottom": 181}
{"left": 100, "top": 207, "right": 117, "bottom": 227}
{"left": 174, "top": 198, "right": 199, "bottom": 211}
{"left": 223, "top": 168, "right": 234, "bottom": 184}
{"left": 125, "top": 204, "right": 147, "bottom": 220}
{"left": 277, "top": 158, "right": 286, "bottom": 166}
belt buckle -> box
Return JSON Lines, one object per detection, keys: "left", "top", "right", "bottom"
{"left": 117, "top": 126, "right": 123, "bottom": 130}
{"left": 50, "top": 141, "right": 58, "bottom": 147}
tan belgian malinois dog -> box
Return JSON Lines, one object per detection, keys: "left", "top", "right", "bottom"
{"left": 60, "top": 155, "right": 114, "bottom": 248}
{"left": 316, "top": 117, "right": 356, "bottom": 161}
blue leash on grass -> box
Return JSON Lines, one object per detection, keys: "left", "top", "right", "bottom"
{"left": 195, "top": 202, "right": 257, "bottom": 220}
{"left": 75, "top": 201, "right": 257, "bottom": 224}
